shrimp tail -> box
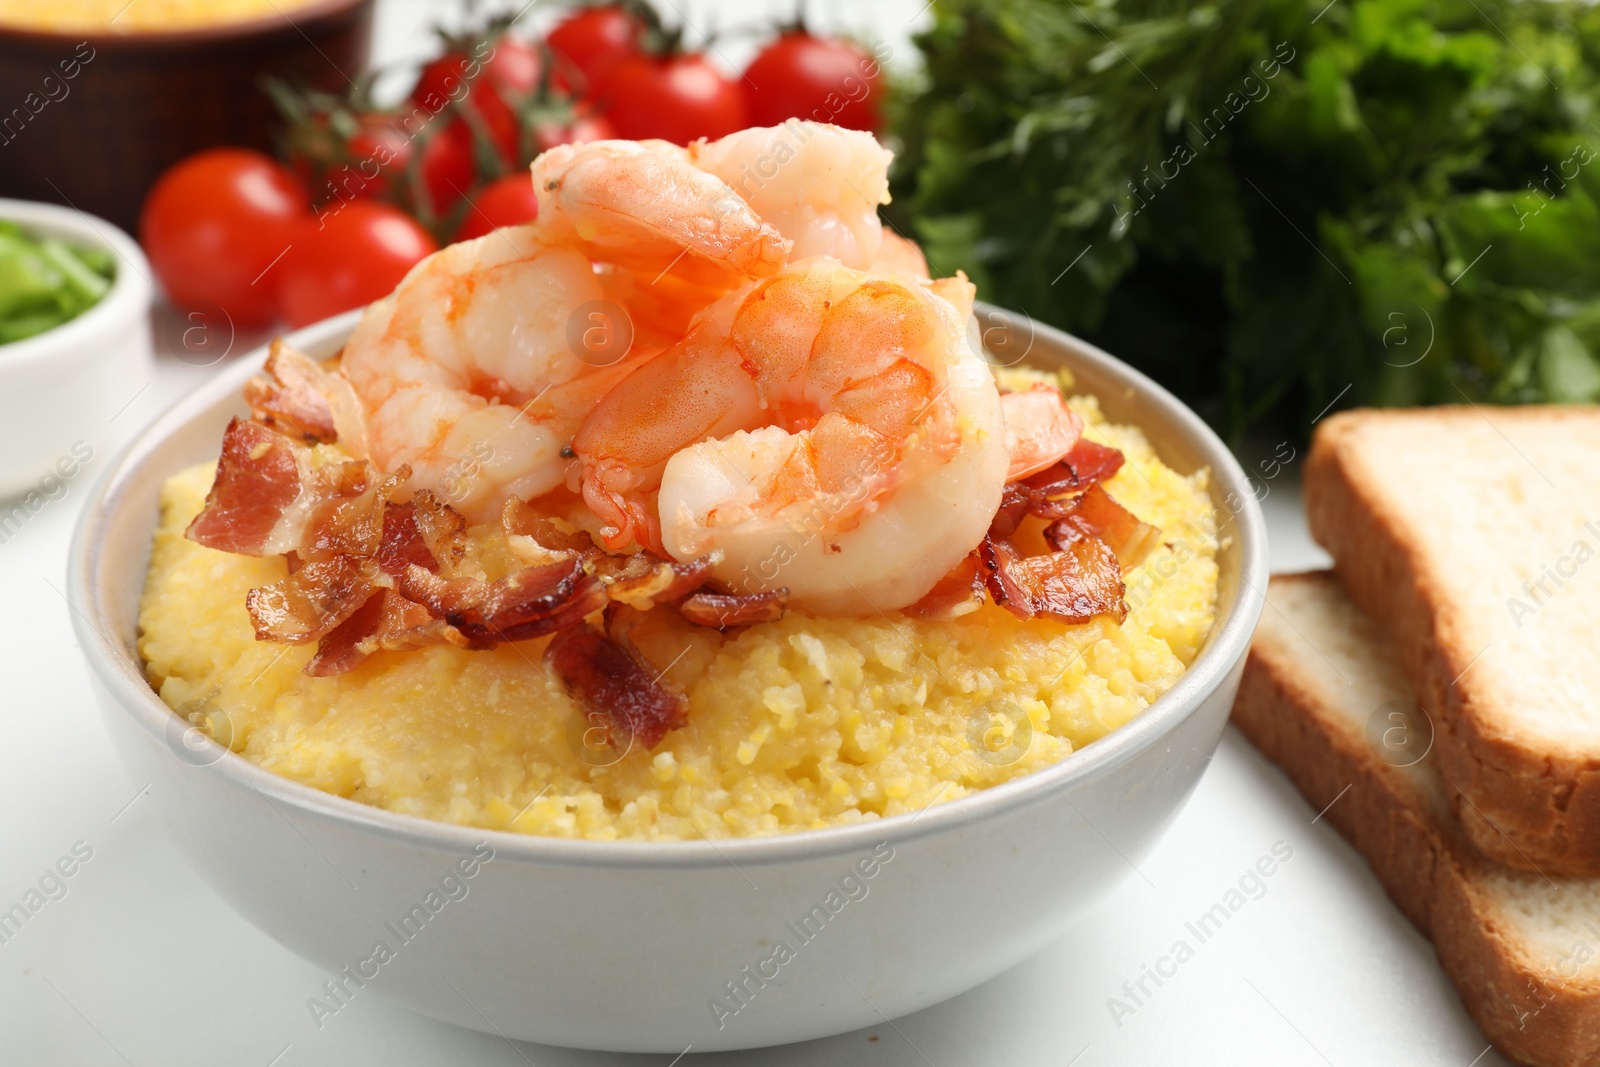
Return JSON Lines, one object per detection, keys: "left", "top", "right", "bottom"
{"left": 582, "top": 461, "right": 663, "bottom": 553}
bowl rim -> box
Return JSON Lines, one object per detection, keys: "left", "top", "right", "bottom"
{"left": 0, "top": 0, "right": 371, "bottom": 48}
{"left": 67, "top": 306, "right": 1269, "bottom": 870}
{"left": 0, "top": 197, "right": 153, "bottom": 369}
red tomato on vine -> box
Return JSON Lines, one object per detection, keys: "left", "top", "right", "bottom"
{"left": 743, "top": 31, "right": 884, "bottom": 132}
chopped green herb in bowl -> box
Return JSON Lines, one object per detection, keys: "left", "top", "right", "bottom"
{"left": 0, "top": 221, "right": 117, "bottom": 345}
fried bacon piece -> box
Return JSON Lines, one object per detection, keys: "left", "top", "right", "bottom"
{"left": 246, "top": 556, "right": 381, "bottom": 644}
{"left": 545, "top": 623, "right": 688, "bottom": 750}
{"left": 501, "top": 497, "right": 596, "bottom": 565}
{"left": 1043, "top": 483, "right": 1164, "bottom": 574}
{"left": 286, "top": 489, "right": 468, "bottom": 675}
{"left": 1024, "top": 437, "right": 1126, "bottom": 499}
{"left": 243, "top": 342, "right": 340, "bottom": 444}
{"left": 376, "top": 502, "right": 438, "bottom": 577}
{"left": 301, "top": 465, "right": 408, "bottom": 561}
{"left": 678, "top": 589, "right": 788, "bottom": 629}
{"left": 410, "top": 490, "right": 468, "bottom": 571}
{"left": 187, "top": 419, "right": 390, "bottom": 559}
{"left": 397, "top": 558, "right": 607, "bottom": 646}
{"left": 979, "top": 535, "right": 1127, "bottom": 625}
{"left": 987, "top": 482, "right": 1074, "bottom": 539}
{"left": 306, "top": 589, "right": 468, "bottom": 677}
{"left": 186, "top": 419, "right": 311, "bottom": 556}
{"left": 515, "top": 500, "right": 724, "bottom": 616}
{"left": 904, "top": 553, "right": 986, "bottom": 619}
{"left": 987, "top": 483, "right": 1033, "bottom": 540}
{"left": 988, "top": 436, "right": 1130, "bottom": 540}
{"left": 370, "top": 490, "right": 469, "bottom": 574}
{"left": 597, "top": 553, "right": 715, "bottom": 610}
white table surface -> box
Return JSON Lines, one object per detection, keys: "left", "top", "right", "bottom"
{"left": 0, "top": 1, "right": 1513, "bottom": 1063}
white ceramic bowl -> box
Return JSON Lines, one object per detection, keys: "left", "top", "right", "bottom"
{"left": 68, "top": 308, "right": 1267, "bottom": 1053}
{"left": 0, "top": 198, "right": 153, "bottom": 499}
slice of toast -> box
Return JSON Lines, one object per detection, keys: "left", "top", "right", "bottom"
{"left": 1306, "top": 407, "right": 1600, "bottom": 876}
{"left": 1234, "top": 572, "right": 1600, "bottom": 1067}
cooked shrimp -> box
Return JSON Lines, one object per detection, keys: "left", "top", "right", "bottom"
{"left": 594, "top": 263, "right": 726, "bottom": 350}
{"left": 339, "top": 226, "right": 649, "bottom": 522}
{"left": 570, "top": 257, "right": 1008, "bottom": 614}
{"left": 688, "top": 122, "right": 893, "bottom": 270}
{"left": 530, "top": 139, "right": 791, "bottom": 291}
{"left": 1002, "top": 385, "right": 1085, "bottom": 480}
{"left": 872, "top": 231, "right": 931, "bottom": 277}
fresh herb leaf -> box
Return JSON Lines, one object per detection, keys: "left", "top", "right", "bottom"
{"left": 890, "top": 0, "right": 1600, "bottom": 439}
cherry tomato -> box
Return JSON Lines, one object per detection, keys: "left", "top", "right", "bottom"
{"left": 276, "top": 201, "right": 438, "bottom": 328}
{"left": 325, "top": 115, "right": 412, "bottom": 203}
{"left": 533, "top": 105, "right": 617, "bottom": 153}
{"left": 419, "top": 119, "right": 476, "bottom": 216}
{"left": 474, "top": 36, "right": 541, "bottom": 163}
{"left": 413, "top": 36, "right": 540, "bottom": 167}
{"left": 290, "top": 111, "right": 465, "bottom": 218}
{"left": 599, "top": 52, "right": 746, "bottom": 145}
{"left": 139, "top": 149, "right": 309, "bottom": 327}
{"left": 546, "top": 5, "right": 642, "bottom": 94}
{"left": 743, "top": 32, "right": 883, "bottom": 132}
{"left": 453, "top": 175, "right": 540, "bottom": 241}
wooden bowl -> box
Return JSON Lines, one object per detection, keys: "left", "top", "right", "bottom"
{"left": 0, "top": 0, "right": 374, "bottom": 233}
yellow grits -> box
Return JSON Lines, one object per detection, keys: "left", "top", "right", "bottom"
{"left": 138, "top": 388, "right": 1221, "bottom": 841}
{"left": 0, "top": 0, "right": 324, "bottom": 32}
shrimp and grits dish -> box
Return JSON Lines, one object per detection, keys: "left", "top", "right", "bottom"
{"left": 137, "top": 123, "right": 1220, "bottom": 841}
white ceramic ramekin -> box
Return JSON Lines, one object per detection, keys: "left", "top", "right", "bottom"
{"left": 67, "top": 307, "right": 1267, "bottom": 1053}
{"left": 0, "top": 197, "right": 153, "bottom": 499}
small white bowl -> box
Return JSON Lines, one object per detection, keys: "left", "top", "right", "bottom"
{"left": 68, "top": 308, "right": 1267, "bottom": 1053}
{"left": 0, "top": 198, "right": 153, "bottom": 500}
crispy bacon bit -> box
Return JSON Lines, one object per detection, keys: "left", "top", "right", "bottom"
{"left": 987, "top": 483, "right": 1033, "bottom": 540}
{"left": 501, "top": 497, "right": 596, "bottom": 555}
{"left": 502, "top": 498, "right": 597, "bottom": 571}
{"left": 376, "top": 502, "right": 436, "bottom": 577}
{"left": 1061, "top": 437, "right": 1127, "bottom": 487}
{"left": 304, "top": 593, "right": 384, "bottom": 677}
{"left": 187, "top": 419, "right": 389, "bottom": 558}
{"left": 306, "top": 589, "right": 468, "bottom": 676}
{"left": 987, "top": 481, "right": 1085, "bottom": 539}
{"left": 369, "top": 490, "right": 465, "bottom": 581}
{"left": 545, "top": 623, "right": 688, "bottom": 750}
{"left": 1024, "top": 437, "right": 1125, "bottom": 499}
{"left": 411, "top": 490, "right": 467, "bottom": 571}
{"left": 246, "top": 556, "right": 381, "bottom": 644}
{"left": 905, "top": 553, "right": 986, "bottom": 619}
{"left": 597, "top": 553, "right": 715, "bottom": 610}
{"left": 1001, "top": 386, "right": 1085, "bottom": 482}
{"left": 979, "top": 535, "right": 1126, "bottom": 625}
{"left": 678, "top": 589, "right": 788, "bottom": 629}
{"left": 988, "top": 436, "right": 1130, "bottom": 539}
{"left": 397, "top": 559, "right": 607, "bottom": 646}
{"left": 1043, "top": 484, "right": 1163, "bottom": 574}
{"left": 302, "top": 466, "right": 408, "bottom": 561}
{"left": 243, "top": 341, "right": 340, "bottom": 444}
{"left": 187, "top": 419, "right": 306, "bottom": 556}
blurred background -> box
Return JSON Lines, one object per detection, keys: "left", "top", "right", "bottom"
{"left": 6, "top": 0, "right": 1597, "bottom": 462}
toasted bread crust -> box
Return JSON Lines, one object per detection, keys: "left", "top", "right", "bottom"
{"left": 1234, "top": 573, "right": 1600, "bottom": 1067}
{"left": 1305, "top": 409, "right": 1600, "bottom": 877}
